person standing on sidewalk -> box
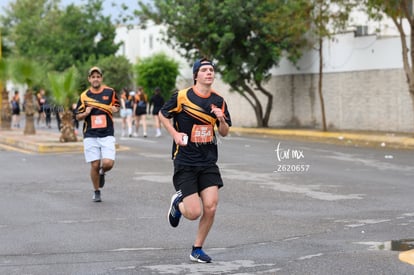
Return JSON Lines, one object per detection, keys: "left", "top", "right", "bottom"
{"left": 149, "top": 87, "right": 165, "bottom": 137}
{"left": 75, "top": 66, "right": 120, "bottom": 202}
{"left": 159, "top": 58, "right": 232, "bottom": 263}
{"left": 10, "top": 90, "right": 21, "bottom": 128}
{"left": 36, "top": 89, "right": 47, "bottom": 127}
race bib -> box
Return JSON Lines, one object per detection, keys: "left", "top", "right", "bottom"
{"left": 91, "top": 115, "right": 107, "bottom": 129}
{"left": 191, "top": 124, "right": 214, "bottom": 143}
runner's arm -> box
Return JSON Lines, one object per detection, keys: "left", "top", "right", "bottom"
{"left": 158, "top": 112, "right": 188, "bottom": 146}
{"left": 211, "top": 107, "right": 229, "bottom": 137}
{"left": 76, "top": 106, "right": 92, "bottom": 121}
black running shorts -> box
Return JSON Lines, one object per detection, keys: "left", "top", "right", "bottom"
{"left": 172, "top": 164, "right": 223, "bottom": 198}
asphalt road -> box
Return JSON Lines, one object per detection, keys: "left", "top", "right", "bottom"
{"left": 0, "top": 127, "right": 414, "bottom": 274}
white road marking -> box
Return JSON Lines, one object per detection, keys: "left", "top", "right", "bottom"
{"left": 142, "top": 260, "right": 277, "bottom": 274}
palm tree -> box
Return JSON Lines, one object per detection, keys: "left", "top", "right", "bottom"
{"left": 9, "top": 58, "right": 45, "bottom": 135}
{"left": 47, "top": 66, "right": 80, "bottom": 142}
{"left": 0, "top": 58, "right": 11, "bottom": 130}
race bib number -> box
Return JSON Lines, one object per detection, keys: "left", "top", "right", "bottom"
{"left": 191, "top": 124, "right": 214, "bottom": 143}
{"left": 91, "top": 115, "right": 107, "bottom": 129}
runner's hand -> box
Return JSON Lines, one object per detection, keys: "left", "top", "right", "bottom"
{"left": 211, "top": 107, "right": 225, "bottom": 123}
{"left": 85, "top": 106, "right": 93, "bottom": 115}
{"left": 174, "top": 132, "right": 188, "bottom": 146}
{"left": 111, "top": 105, "right": 119, "bottom": 113}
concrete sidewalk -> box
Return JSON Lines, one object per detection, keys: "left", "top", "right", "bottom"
{"left": 1, "top": 126, "right": 414, "bottom": 153}
{"left": 0, "top": 128, "right": 84, "bottom": 153}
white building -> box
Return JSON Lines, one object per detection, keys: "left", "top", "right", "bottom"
{"left": 115, "top": 22, "right": 193, "bottom": 82}
{"left": 114, "top": 14, "right": 414, "bottom": 132}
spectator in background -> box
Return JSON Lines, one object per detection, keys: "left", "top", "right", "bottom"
{"left": 149, "top": 87, "right": 165, "bottom": 137}
{"left": 44, "top": 96, "right": 52, "bottom": 129}
{"left": 54, "top": 104, "right": 62, "bottom": 131}
{"left": 72, "top": 103, "right": 78, "bottom": 134}
{"left": 133, "top": 87, "right": 148, "bottom": 138}
{"left": 11, "top": 91, "right": 21, "bottom": 128}
{"left": 119, "top": 88, "right": 134, "bottom": 137}
{"left": 36, "top": 89, "right": 47, "bottom": 127}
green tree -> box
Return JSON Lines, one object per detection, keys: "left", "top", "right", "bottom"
{"left": 48, "top": 66, "right": 80, "bottom": 109}
{"left": 47, "top": 66, "right": 79, "bottom": 142}
{"left": 134, "top": 53, "right": 179, "bottom": 99}
{"left": 9, "top": 57, "right": 46, "bottom": 89}
{"left": 136, "top": 0, "right": 308, "bottom": 127}
{"left": 0, "top": 58, "right": 12, "bottom": 130}
{"left": 8, "top": 57, "right": 47, "bottom": 135}
{"left": 0, "top": 58, "right": 7, "bottom": 83}
{"left": 93, "top": 55, "right": 134, "bottom": 93}
{"left": 364, "top": 0, "right": 414, "bottom": 120}
{"left": 262, "top": 0, "right": 311, "bottom": 64}
{"left": 1, "top": 0, "right": 56, "bottom": 63}
{"left": 76, "top": 55, "right": 133, "bottom": 93}
{"left": 0, "top": 26, "right": 12, "bottom": 59}
{"left": 1, "top": 0, "right": 121, "bottom": 72}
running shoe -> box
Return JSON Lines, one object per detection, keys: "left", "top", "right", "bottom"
{"left": 190, "top": 246, "right": 212, "bottom": 263}
{"left": 93, "top": 190, "right": 101, "bottom": 202}
{"left": 99, "top": 168, "right": 105, "bottom": 188}
{"left": 167, "top": 192, "right": 182, "bottom": 227}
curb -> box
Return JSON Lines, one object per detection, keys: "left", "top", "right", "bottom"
{"left": 231, "top": 128, "right": 414, "bottom": 150}
{"left": 0, "top": 131, "right": 123, "bottom": 154}
{"left": 0, "top": 130, "right": 84, "bottom": 153}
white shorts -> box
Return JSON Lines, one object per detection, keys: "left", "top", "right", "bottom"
{"left": 120, "top": 108, "right": 133, "bottom": 118}
{"left": 83, "top": 136, "right": 116, "bottom": 163}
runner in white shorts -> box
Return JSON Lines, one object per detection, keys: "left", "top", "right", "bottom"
{"left": 83, "top": 136, "right": 116, "bottom": 163}
{"left": 75, "top": 66, "right": 120, "bottom": 202}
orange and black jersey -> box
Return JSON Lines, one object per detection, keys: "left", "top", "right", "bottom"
{"left": 76, "top": 86, "right": 120, "bottom": 138}
{"left": 160, "top": 86, "right": 232, "bottom": 166}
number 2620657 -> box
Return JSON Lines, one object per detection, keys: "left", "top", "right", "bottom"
{"left": 274, "top": 164, "right": 310, "bottom": 173}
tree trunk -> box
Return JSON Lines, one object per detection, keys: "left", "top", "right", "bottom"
{"left": 23, "top": 90, "right": 36, "bottom": 135}
{"left": 1, "top": 87, "right": 11, "bottom": 130}
{"left": 318, "top": 37, "right": 327, "bottom": 131}
{"left": 256, "top": 81, "right": 273, "bottom": 128}
{"left": 234, "top": 82, "right": 270, "bottom": 128}
{"left": 59, "top": 110, "right": 77, "bottom": 142}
